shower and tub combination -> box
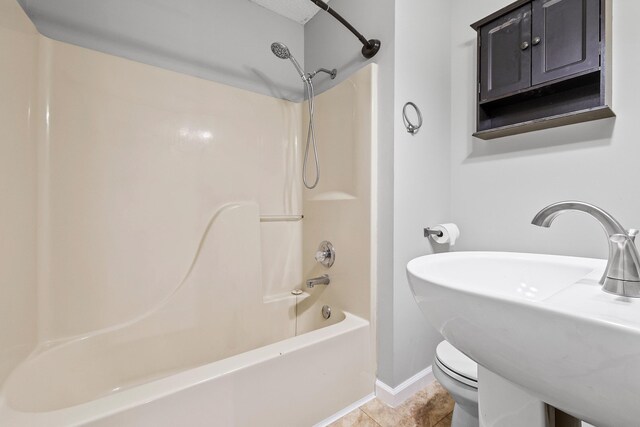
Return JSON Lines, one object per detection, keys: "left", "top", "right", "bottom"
{"left": 0, "top": 1, "right": 378, "bottom": 425}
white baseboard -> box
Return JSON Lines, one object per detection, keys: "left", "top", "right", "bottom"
{"left": 313, "top": 393, "right": 375, "bottom": 427}
{"left": 313, "top": 366, "right": 435, "bottom": 426}
{"left": 375, "top": 365, "right": 435, "bottom": 408}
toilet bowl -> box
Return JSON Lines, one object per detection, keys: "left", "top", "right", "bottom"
{"left": 433, "top": 340, "right": 479, "bottom": 427}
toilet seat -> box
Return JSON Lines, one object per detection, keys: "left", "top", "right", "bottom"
{"left": 435, "top": 340, "right": 478, "bottom": 389}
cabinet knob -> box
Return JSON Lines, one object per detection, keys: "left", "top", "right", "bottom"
{"left": 520, "top": 41, "right": 530, "bottom": 50}
{"left": 532, "top": 36, "right": 542, "bottom": 46}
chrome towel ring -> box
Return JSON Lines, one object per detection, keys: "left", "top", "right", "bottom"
{"left": 402, "top": 101, "right": 423, "bottom": 135}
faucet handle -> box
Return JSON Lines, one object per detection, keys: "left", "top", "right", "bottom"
{"left": 606, "top": 234, "right": 640, "bottom": 282}
{"left": 315, "top": 241, "right": 335, "bottom": 268}
{"left": 315, "top": 251, "right": 327, "bottom": 262}
{"left": 627, "top": 229, "right": 639, "bottom": 242}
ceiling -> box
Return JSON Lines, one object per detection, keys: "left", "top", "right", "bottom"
{"left": 249, "top": 0, "right": 330, "bottom": 25}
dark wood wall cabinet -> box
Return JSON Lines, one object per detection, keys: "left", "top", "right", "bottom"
{"left": 471, "top": 0, "right": 613, "bottom": 140}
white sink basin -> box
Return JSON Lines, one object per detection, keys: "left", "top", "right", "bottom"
{"left": 407, "top": 251, "right": 640, "bottom": 427}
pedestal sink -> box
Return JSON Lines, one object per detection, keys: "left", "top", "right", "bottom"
{"left": 407, "top": 251, "right": 640, "bottom": 427}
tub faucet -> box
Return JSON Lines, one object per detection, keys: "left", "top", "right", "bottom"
{"left": 532, "top": 201, "right": 640, "bottom": 297}
{"left": 306, "top": 274, "right": 330, "bottom": 288}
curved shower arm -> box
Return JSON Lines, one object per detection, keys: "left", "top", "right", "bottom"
{"left": 309, "top": 68, "right": 337, "bottom": 80}
{"left": 308, "top": 0, "right": 381, "bottom": 59}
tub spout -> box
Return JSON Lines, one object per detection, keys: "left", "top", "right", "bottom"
{"left": 306, "top": 274, "right": 330, "bottom": 288}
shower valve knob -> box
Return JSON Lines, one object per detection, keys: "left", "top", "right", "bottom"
{"left": 315, "top": 241, "right": 335, "bottom": 268}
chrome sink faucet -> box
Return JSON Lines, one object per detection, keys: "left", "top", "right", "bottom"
{"left": 532, "top": 201, "right": 640, "bottom": 298}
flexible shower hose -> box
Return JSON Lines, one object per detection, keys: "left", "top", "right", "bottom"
{"left": 303, "top": 77, "right": 320, "bottom": 189}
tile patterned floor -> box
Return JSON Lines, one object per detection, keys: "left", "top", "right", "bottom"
{"left": 328, "top": 381, "right": 455, "bottom": 427}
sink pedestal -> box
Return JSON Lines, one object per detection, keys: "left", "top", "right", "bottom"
{"left": 478, "top": 366, "right": 550, "bottom": 427}
{"left": 478, "top": 367, "right": 592, "bottom": 427}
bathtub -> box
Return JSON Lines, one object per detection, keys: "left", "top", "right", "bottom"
{"left": 0, "top": 203, "right": 375, "bottom": 426}
{"left": 0, "top": 309, "right": 373, "bottom": 426}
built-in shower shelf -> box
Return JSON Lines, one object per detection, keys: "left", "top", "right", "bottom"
{"left": 263, "top": 291, "right": 310, "bottom": 304}
{"left": 307, "top": 191, "right": 357, "bottom": 202}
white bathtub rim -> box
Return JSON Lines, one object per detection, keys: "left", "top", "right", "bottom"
{"left": 0, "top": 311, "right": 368, "bottom": 426}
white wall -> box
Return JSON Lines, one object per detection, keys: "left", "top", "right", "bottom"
{"left": 392, "top": 0, "right": 452, "bottom": 386}
{"left": 17, "top": 0, "right": 305, "bottom": 101}
{"left": 450, "top": 0, "right": 640, "bottom": 259}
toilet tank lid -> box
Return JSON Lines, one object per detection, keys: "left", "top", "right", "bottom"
{"left": 435, "top": 340, "right": 478, "bottom": 382}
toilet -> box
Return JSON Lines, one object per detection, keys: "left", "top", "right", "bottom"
{"left": 433, "top": 340, "right": 479, "bottom": 427}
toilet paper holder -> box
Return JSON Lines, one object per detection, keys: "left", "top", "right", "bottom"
{"left": 424, "top": 228, "right": 444, "bottom": 238}
{"left": 424, "top": 223, "right": 460, "bottom": 246}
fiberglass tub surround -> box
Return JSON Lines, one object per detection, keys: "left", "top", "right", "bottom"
{"left": 36, "top": 37, "right": 303, "bottom": 342}
{"left": 0, "top": 2, "right": 378, "bottom": 424}
{"left": 0, "top": 0, "right": 38, "bottom": 386}
{"left": 8, "top": 202, "right": 287, "bottom": 413}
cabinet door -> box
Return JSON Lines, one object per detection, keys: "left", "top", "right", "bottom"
{"left": 531, "top": 0, "right": 600, "bottom": 85}
{"left": 480, "top": 4, "right": 532, "bottom": 102}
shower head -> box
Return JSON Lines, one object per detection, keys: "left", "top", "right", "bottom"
{"left": 271, "top": 42, "right": 306, "bottom": 80}
{"left": 271, "top": 42, "right": 290, "bottom": 59}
